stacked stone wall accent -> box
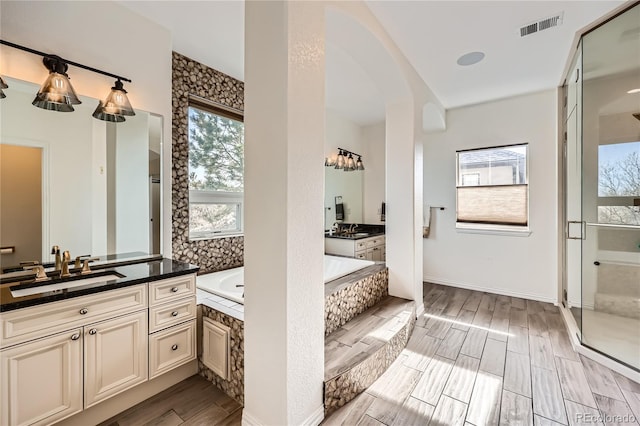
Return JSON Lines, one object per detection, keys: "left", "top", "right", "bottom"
{"left": 172, "top": 51, "right": 244, "bottom": 273}
{"left": 325, "top": 268, "right": 389, "bottom": 336}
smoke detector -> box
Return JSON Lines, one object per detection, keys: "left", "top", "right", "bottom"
{"left": 520, "top": 12, "right": 564, "bottom": 37}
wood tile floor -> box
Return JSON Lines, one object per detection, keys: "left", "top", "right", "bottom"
{"left": 99, "top": 375, "right": 242, "bottom": 426}
{"left": 101, "top": 283, "right": 640, "bottom": 426}
{"left": 323, "top": 283, "right": 640, "bottom": 426}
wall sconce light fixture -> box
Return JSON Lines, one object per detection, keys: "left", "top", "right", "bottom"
{"left": 325, "top": 147, "right": 365, "bottom": 172}
{"left": 0, "top": 76, "right": 8, "bottom": 99}
{"left": 0, "top": 39, "right": 134, "bottom": 122}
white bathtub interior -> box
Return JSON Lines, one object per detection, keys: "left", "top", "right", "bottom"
{"left": 196, "top": 255, "right": 375, "bottom": 304}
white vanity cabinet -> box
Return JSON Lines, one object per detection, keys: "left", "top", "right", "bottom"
{"left": 0, "top": 328, "right": 83, "bottom": 426}
{"left": 0, "top": 273, "right": 198, "bottom": 426}
{"left": 84, "top": 310, "right": 148, "bottom": 408}
{"left": 148, "top": 275, "right": 197, "bottom": 380}
{"left": 325, "top": 235, "right": 385, "bottom": 261}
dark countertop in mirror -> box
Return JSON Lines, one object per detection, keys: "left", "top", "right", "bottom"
{"left": 0, "top": 258, "right": 199, "bottom": 312}
{"left": 324, "top": 223, "right": 385, "bottom": 240}
{"left": 324, "top": 232, "right": 385, "bottom": 240}
{"left": 1, "top": 251, "right": 163, "bottom": 279}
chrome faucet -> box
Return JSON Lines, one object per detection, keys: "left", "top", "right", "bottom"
{"left": 51, "top": 245, "right": 61, "bottom": 271}
{"left": 60, "top": 251, "right": 72, "bottom": 278}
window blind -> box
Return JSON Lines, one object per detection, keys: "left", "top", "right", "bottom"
{"left": 457, "top": 184, "right": 528, "bottom": 225}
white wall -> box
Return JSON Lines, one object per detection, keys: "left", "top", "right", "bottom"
{"left": 0, "top": 0, "right": 173, "bottom": 257}
{"left": 362, "top": 121, "right": 385, "bottom": 224}
{"left": 423, "top": 90, "right": 559, "bottom": 303}
{"left": 115, "top": 114, "right": 150, "bottom": 253}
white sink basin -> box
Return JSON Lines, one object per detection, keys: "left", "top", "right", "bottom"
{"left": 11, "top": 273, "right": 124, "bottom": 298}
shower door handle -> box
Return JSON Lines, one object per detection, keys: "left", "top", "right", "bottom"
{"left": 567, "top": 221, "right": 585, "bottom": 240}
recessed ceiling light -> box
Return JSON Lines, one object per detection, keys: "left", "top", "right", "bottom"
{"left": 457, "top": 51, "right": 485, "bottom": 66}
{"left": 627, "top": 88, "right": 640, "bottom": 94}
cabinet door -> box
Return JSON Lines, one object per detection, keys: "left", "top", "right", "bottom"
{"left": 1, "top": 329, "right": 83, "bottom": 426}
{"left": 84, "top": 310, "right": 148, "bottom": 408}
{"left": 365, "top": 248, "right": 375, "bottom": 261}
{"left": 371, "top": 246, "right": 383, "bottom": 262}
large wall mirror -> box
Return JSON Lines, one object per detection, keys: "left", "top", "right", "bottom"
{"left": 0, "top": 77, "right": 162, "bottom": 268}
{"left": 324, "top": 167, "right": 363, "bottom": 228}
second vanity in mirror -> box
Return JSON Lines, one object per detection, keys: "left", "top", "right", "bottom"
{"left": 324, "top": 223, "right": 385, "bottom": 261}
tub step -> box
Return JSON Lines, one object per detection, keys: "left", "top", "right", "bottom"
{"left": 324, "top": 295, "right": 415, "bottom": 416}
{"left": 594, "top": 292, "right": 640, "bottom": 320}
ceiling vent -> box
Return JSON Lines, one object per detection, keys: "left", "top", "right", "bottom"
{"left": 520, "top": 12, "right": 564, "bottom": 37}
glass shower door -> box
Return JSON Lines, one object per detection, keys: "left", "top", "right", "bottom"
{"left": 579, "top": 4, "right": 640, "bottom": 370}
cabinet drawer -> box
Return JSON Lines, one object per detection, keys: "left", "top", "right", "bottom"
{"left": 365, "top": 236, "right": 385, "bottom": 248}
{"left": 355, "top": 251, "right": 367, "bottom": 260}
{"left": 149, "top": 320, "right": 196, "bottom": 379}
{"left": 1, "top": 284, "right": 147, "bottom": 349}
{"left": 149, "top": 275, "right": 195, "bottom": 306}
{"left": 149, "top": 297, "right": 196, "bottom": 333}
{"left": 355, "top": 240, "right": 368, "bottom": 251}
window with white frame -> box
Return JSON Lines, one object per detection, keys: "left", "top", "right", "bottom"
{"left": 456, "top": 144, "right": 529, "bottom": 227}
{"left": 188, "top": 101, "right": 244, "bottom": 239}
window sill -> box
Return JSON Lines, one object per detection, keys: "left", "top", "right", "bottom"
{"left": 455, "top": 223, "right": 531, "bottom": 237}
{"left": 189, "top": 232, "right": 244, "bottom": 242}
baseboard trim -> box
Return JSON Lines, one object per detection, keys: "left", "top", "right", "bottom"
{"left": 560, "top": 305, "right": 640, "bottom": 383}
{"left": 242, "top": 410, "right": 262, "bottom": 426}
{"left": 301, "top": 405, "right": 325, "bottom": 426}
{"left": 423, "top": 276, "right": 557, "bottom": 304}
{"left": 243, "top": 406, "right": 325, "bottom": 426}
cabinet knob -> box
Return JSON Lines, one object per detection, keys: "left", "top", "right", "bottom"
{"left": 171, "top": 287, "right": 179, "bottom": 293}
{"left": 70, "top": 333, "right": 80, "bottom": 341}
{"left": 171, "top": 344, "right": 178, "bottom": 351}
{"left": 89, "top": 328, "right": 97, "bottom": 335}
{"left": 79, "top": 308, "right": 88, "bottom": 315}
{"left": 171, "top": 311, "right": 179, "bottom": 317}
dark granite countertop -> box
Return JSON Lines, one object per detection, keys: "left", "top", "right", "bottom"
{"left": 324, "top": 231, "right": 385, "bottom": 240}
{"left": 324, "top": 223, "right": 385, "bottom": 240}
{"left": 0, "top": 258, "right": 199, "bottom": 312}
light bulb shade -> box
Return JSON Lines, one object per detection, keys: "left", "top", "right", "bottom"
{"left": 0, "top": 76, "right": 8, "bottom": 89}
{"left": 92, "top": 101, "right": 125, "bottom": 122}
{"left": 356, "top": 156, "right": 365, "bottom": 171}
{"left": 336, "top": 151, "right": 345, "bottom": 169}
{"left": 32, "top": 71, "right": 81, "bottom": 111}
{"left": 344, "top": 153, "right": 355, "bottom": 171}
{"left": 100, "top": 80, "right": 135, "bottom": 116}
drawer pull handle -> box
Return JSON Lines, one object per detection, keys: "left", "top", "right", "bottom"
{"left": 171, "top": 311, "right": 179, "bottom": 317}
{"left": 171, "top": 287, "right": 179, "bottom": 293}
{"left": 89, "top": 328, "right": 97, "bottom": 335}
{"left": 171, "top": 344, "right": 178, "bottom": 351}
{"left": 79, "top": 308, "right": 88, "bottom": 315}
{"left": 70, "top": 333, "right": 80, "bottom": 341}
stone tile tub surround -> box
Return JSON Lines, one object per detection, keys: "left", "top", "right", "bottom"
{"left": 324, "top": 299, "right": 416, "bottom": 416}
{"left": 198, "top": 304, "right": 245, "bottom": 405}
{"left": 172, "top": 51, "right": 244, "bottom": 273}
{"left": 325, "top": 264, "right": 389, "bottom": 336}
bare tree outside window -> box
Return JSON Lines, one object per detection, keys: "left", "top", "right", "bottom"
{"left": 598, "top": 143, "right": 640, "bottom": 226}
